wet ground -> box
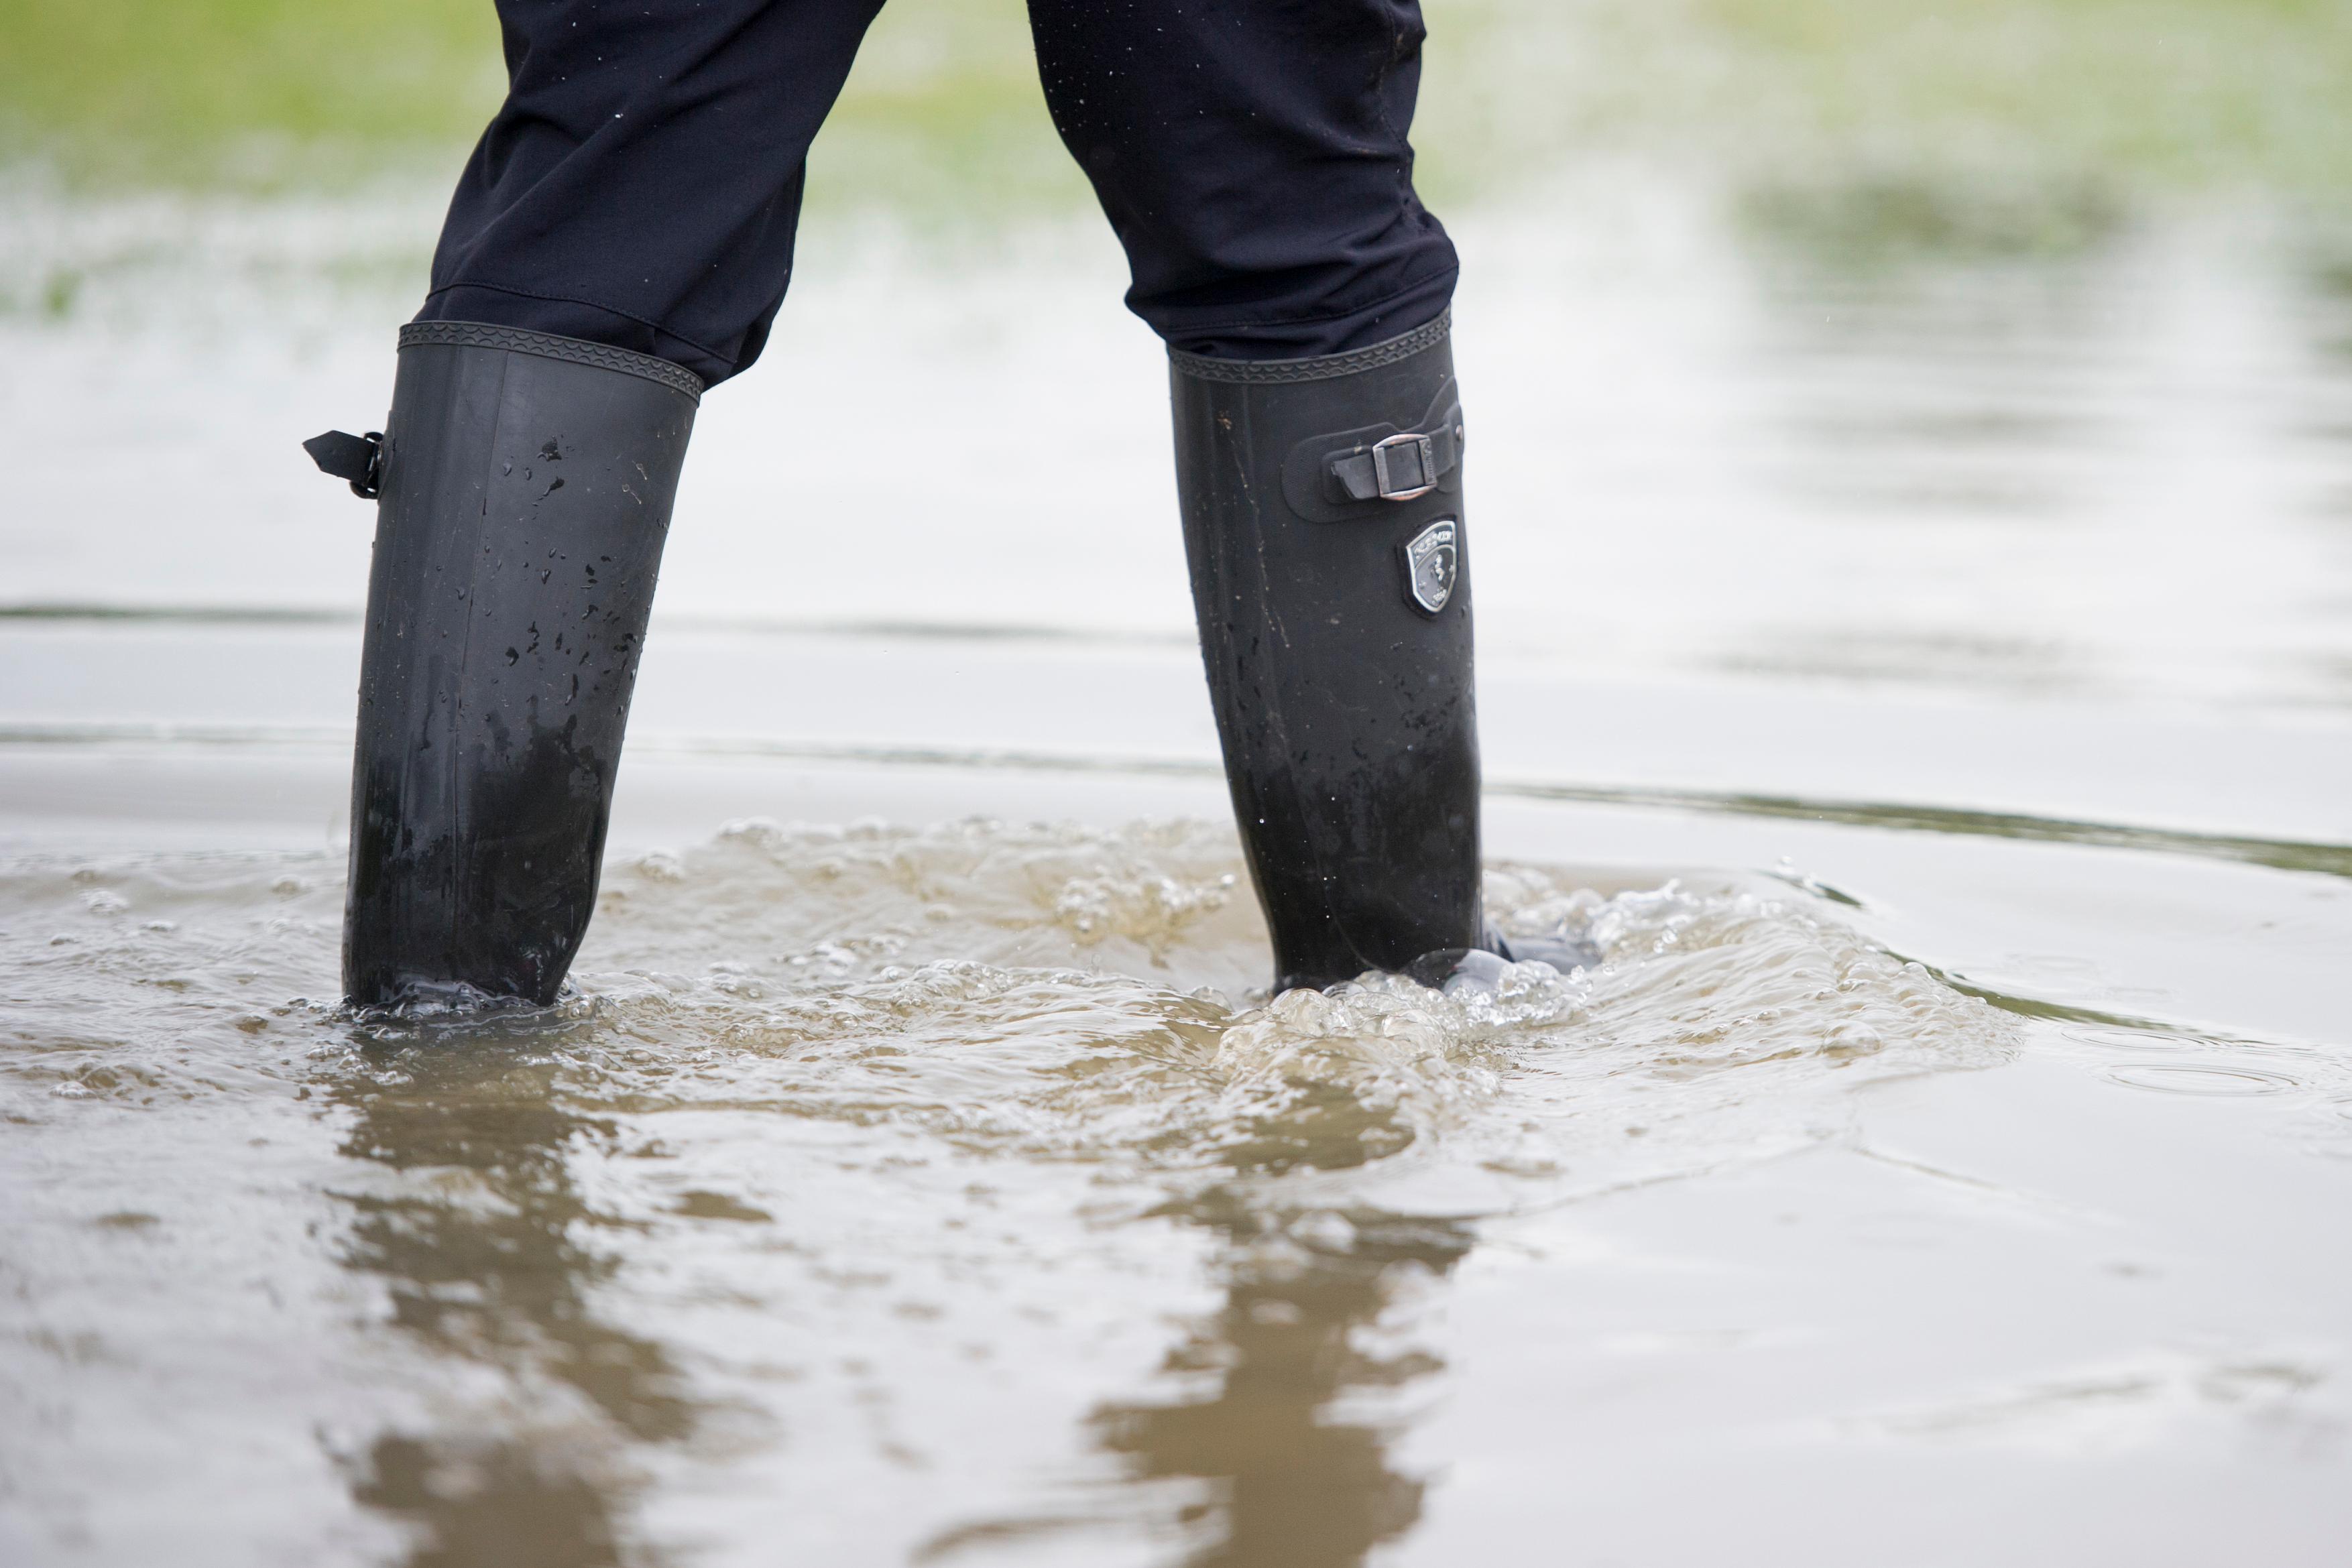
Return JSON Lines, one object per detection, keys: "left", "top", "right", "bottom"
{"left": 7, "top": 156, "right": 2352, "bottom": 1563}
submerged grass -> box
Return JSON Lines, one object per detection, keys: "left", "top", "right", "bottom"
{"left": 9, "top": 0, "right": 2352, "bottom": 213}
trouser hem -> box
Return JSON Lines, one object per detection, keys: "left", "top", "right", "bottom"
{"left": 416, "top": 282, "right": 738, "bottom": 388}
{"left": 398, "top": 322, "right": 707, "bottom": 402}
{"left": 1169, "top": 309, "right": 1450, "bottom": 383}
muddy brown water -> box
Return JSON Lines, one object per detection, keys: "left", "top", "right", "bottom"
{"left": 7, "top": 798, "right": 2351, "bottom": 1565}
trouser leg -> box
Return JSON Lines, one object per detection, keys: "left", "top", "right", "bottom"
{"left": 1027, "top": 0, "right": 1458, "bottom": 358}
{"left": 420, "top": 0, "right": 886, "bottom": 387}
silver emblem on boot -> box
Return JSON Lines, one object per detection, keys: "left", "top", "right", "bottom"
{"left": 1402, "top": 519, "right": 1458, "bottom": 615}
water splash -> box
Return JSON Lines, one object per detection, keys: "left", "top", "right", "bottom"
{"left": 0, "top": 818, "right": 2025, "bottom": 1564}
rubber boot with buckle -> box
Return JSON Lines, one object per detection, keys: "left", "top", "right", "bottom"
{"left": 1169, "top": 313, "right": 1591, "bottom": 993}
{"left": 308, "top": 323, "right": 701, "bottom": 1010}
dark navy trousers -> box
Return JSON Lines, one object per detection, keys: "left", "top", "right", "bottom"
{"left": 416, "top": 0, "right": 1460, "bottom": 387}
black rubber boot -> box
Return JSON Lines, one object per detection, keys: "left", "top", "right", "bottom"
{"left": 1171, "top": 311, "right": 1529, "bottom": 994}
{"left": 312, "top": 323, "right": 701, "bottom": 1010}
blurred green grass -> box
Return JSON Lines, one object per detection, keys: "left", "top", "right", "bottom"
{"left": 1702, "top": 0, "right": 2352, "bottom": 193}
{"left": 6, "top": 0, "right": 2352, "bottom": 217}
{"left": 0, "top": 0, "right": 504, "bottom": 186}
{"left": 0, "top": 0, "right": 1073, "bottom": 200}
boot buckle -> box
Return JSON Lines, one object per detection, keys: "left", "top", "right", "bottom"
{"left": 1370, "top": 432, "right": 1438, "bottom": 501}
{"left": 304, "top": 430, "right": 384, "bottom": 499}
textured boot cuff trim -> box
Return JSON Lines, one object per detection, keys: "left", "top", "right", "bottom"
{"left": 1167, "top": 310, "right": 1450, "bottom": 385}
{"left": 399, "top": 322, "right": 705, "bottom": 403}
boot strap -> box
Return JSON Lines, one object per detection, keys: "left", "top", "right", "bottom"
{"left": 1324, "top": 410, "right": 1463, "bottom": 501}
{"left": 1279, "top": 382, "right": 1466, "bottom": 522}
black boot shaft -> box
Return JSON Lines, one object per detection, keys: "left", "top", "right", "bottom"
{"left": 1171, "top": 316, "right": 1483, "bottom": 991}
{"left": 343, "top": 325, "right": 699, "bottom": 1008}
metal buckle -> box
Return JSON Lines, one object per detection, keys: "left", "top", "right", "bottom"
{"left": 1370, "top": 432, "right": 1438, "bottom": 501}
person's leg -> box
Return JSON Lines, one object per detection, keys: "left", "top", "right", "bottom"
{"left": 319, "top": 0, "right": 884, "bottom": 1009}
{"left": 1027, "top": 0, "right": 1456, "bottom": 361}
{"left": 1029, "top": 0, "right": 1547, "bottom": 993}
{"left": 422, "top": 0, "right": 888, "bottom": 387}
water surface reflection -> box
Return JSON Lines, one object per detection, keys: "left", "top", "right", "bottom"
{"left": 1087, "top": 1199, "right": 1472, "bottom": 1568}
{"left": 330, "top": 1037, "right": 695, "bottom": 1567}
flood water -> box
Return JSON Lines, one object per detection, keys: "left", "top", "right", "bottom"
{"left": 7, "top": 154, "right": 2352, "bottom": 1563}
{"left": 11, "top": 798, "right": 2349, "bottom": 1566}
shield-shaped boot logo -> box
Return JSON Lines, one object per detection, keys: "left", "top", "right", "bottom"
{"left": 1402, "top": 519, "right": 1458, "bottom": 615}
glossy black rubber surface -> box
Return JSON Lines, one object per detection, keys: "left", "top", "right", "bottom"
{"left": 342, "top": 331, "right": 695, "bottom": 1008}
{"left": 1171, "top": 323, "right": 1486, "bottom": 993}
